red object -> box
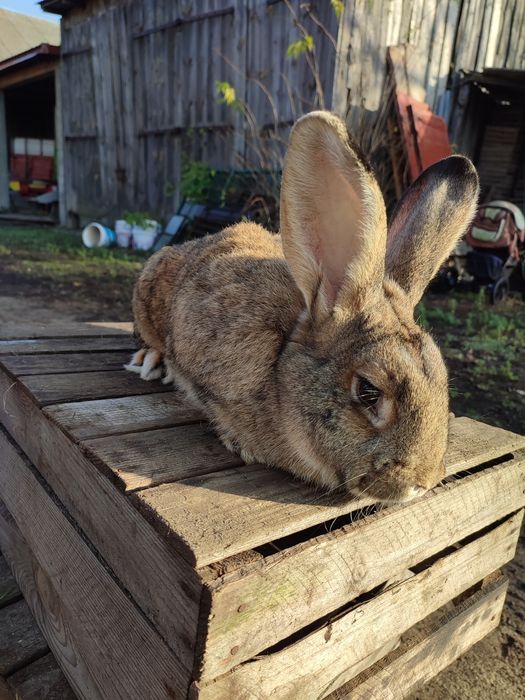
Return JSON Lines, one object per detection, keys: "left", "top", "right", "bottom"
{"left": 10, "top": 154, "right": 28, "bottom": 180}
{"left": 395, "top": 91, "right": 452, "bottom": 182}
{"left": 30, "top": 155, "right": 54, "bottom": 181}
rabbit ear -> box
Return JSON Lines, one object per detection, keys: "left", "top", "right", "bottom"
{"left": 386, "top": 156, "right": 479, "bottom": 306}
{"left": 280, "top": 111, "right": 387, "bottom": 322}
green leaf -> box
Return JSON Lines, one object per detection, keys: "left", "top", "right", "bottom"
{"left": 215, "top": 80, "right": 237, "bottom": 106}
{"left": 331, "top": 0, "right": 344, "bottom": 19}
{"left": 286, "top": 35, "right": 314, "bottom": 59}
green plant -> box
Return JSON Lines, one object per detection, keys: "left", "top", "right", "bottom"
{"left": 286, "top": 35, "right": 314, "bottom": 59}
{"left": 180, "top": 161, "right": 217, "bottom": 203}
{"left": 123, "top": 211, "right": 153, "bottom": 229}
{"left": 215, "top": 81, "right": 241, "bottom": 111}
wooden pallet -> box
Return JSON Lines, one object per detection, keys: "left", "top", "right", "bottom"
{"left": 0, "top": 325, "right": 524, "bottom": 700}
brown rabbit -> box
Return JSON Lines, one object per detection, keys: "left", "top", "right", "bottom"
{"left": 127, "top": 111, "right": 479, "bottom": 502}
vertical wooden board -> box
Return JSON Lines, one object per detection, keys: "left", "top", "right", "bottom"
{"left": 330, "top": 577, "right": 508, "bottom": 699}
{"left": 0, "top": 428, "right": 189, "bottom": 699}
{"left": 0, "top": 367, "right": 201, "bottom": 673}
{"left": 191, "top": 511, "right": 522, "bottom": 697}
{"left": 0, "top": 599, "right": 48, "bottom": 676}
{"left": 7, "top": 653, "right": 77, "bottom": 700}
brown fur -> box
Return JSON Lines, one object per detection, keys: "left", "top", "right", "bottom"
{"left": 130, "top": 111, "right": 479, "bottom": 502}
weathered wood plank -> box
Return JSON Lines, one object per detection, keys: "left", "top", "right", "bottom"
{"left": 44, "top": 393, "right": 204, "bottom": 441}
{"left": 0, "top": 599, "right": 48, "bottom": 676}
{"left": 18, "top": 370, "right": 170, "bottom": 405}
{"left": 0, "top": 555, "right": 20, "bottom": 609}
{"left": 83, "top": 424, "right": 243, "bottom": 491}
{"left": 0, "top": 337, "right": 136, "bottom": 356}
{"left": 0, "top": 322, "right": 132, "bottom": 341}
{"left": 0, "top": 366, "right": 201, "bottom": 674}
{"left": 1, "top": 352, "right": 132, "bottom": 377}
{"left": 7, "top": 653, "right": 77, "bottom": 700}
{"left": 196, "top": 452, "right": 525, "bottom": 679}
{"left": 0, "top": 428, "right": 188, "bottom": 698}
{"left": 329, "top": 576, "right": 508, "bottom": 699}
{"left": 136, "top": 417, "right": 525, "bottom": 568}
{"left": 192, "top": 511, "right": 522, "bottom": 697}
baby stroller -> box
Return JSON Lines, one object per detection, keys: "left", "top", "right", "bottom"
{"left": 463, "top": 200, "right": 525, "bottom": 303}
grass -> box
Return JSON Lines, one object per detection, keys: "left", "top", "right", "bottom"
{"left": 417, "top": 292, "right": 525, "bottom": 433}
{"left": 0, "top": 225, "right": 147, "bottom": 316}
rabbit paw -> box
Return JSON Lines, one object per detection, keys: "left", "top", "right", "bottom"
{"left": 124, "top": 348, "right": 163, "bottom": 381}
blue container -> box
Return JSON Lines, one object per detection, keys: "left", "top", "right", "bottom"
{"left": 82, "top": 222, "right": 117, "bottom": 248}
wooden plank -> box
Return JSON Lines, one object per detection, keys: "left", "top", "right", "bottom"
{"left": 7, "top": 653, "right": 77, "bottom": 700}
{"left": 1, "top": 352, "right": 132, "bottom": 377}
{"left": 137, "top": 417, "right": 525, "bottom": 568}
{"left": 0, "top": 366, "right": 201, "bottom": 674}
{"left": 83, "top": 424, "right": 243, "bottom": 491}
{"left": 18, "top": 370, "right": 171, "bottom": 405}
{"left": 44, "top": 393, "right": 204, "bottom": 441}
{"left": 0, "top": 428, "right": 188, "bottom": 698}
{"left": 0, "top": 323, "right": 132, "bottom": 341}
{"left": 330, "top": 576, "right": 508, "bottom": 699}
{"left": 0, "top": 599, "right": 48, "bottom": 676}
{"left": 0, "top": 555, "right": 20, "bottom": 609}
{"left": 0, "top": 337, "right": 136, "bottom": 356}
{"left": 191, "top": 511, "right": 522, "bottom": 697}
{"left": 196, "top": 452, "right": 525, "bottom": 679}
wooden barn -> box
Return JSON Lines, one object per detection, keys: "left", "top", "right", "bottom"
{"left": 0, "top": 9, "right": 60, "bottom": 216}
{"left": 40, "top": 0, "right": 525, "bottom": 225}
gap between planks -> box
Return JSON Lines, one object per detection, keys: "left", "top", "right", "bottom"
{"left": 191, "top": 512, "right": 521, "bottom": 698}
{"left": 194, "top": 454, "right": 525, "bottom": 680}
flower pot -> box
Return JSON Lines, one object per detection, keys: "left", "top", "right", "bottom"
{"left": 115, "top": 220, "right": 133, "bottom": 248}
{"left": 132, "top": 221, "right": 159, "bottom": 251}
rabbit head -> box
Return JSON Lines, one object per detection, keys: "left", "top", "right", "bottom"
{"left": 278, "top": 112, "right": 479, "bottom": 502}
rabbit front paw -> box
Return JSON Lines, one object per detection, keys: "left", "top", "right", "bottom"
{"left": 124, "top": 348, "right": 163, "bottom": 381}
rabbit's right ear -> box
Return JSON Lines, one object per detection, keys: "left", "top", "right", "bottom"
{"left": 385, "top": 156, "right": 479, "bottom": 306}
{"left": 280, "top": 112, "right": 387, "bottom": 323}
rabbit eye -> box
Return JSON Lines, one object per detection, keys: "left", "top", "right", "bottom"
{"left": 354, "top": 376, "right": 382, "bottom": 410}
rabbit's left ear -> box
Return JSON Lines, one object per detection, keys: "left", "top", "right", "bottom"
{"left": 280, "top": 111, "right": 387, "bottom": 322}
{"left": 386, "top": 156, "right": 479, "bottom": 306}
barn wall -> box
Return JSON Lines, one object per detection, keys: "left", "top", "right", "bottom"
{"left": 59, "top": 0, "right": 338, "bottom": 225}
{"left": 333, "top": 0, "right": 525, "bottom": 126}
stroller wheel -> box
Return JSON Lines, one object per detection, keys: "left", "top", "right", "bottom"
{"left": 489, "top": 277, "right": 509, "bottom": 305}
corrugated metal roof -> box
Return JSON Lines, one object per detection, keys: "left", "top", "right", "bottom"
{"left": 0, "top": 8, "right": 60, "bottom": 63}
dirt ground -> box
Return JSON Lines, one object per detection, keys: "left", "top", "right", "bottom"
{"left": 1, "top": 225, "right": 524, "bottom": 697}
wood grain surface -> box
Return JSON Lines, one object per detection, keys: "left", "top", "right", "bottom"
{"left": 0, "top": 428, "right": 189, "bottom": 699}
{"left": 191, "top": 512, "right": 522, "bottom": 697}
{"left": 0, "top": 365, "right": 201, "bottom": 674}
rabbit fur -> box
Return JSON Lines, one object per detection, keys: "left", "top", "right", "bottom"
{"left": 128, "top": 111, "right": 479, "bottom": 503}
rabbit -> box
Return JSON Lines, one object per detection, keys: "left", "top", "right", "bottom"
{"left": 127, "top": 111, "right": 479, "bottom": 503}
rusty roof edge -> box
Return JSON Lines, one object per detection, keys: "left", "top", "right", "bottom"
{"left": 40, "top": 0, "right": 85, "bottom": 17}
{"left": 0, "top": 43, "right": 60, "bottom": 74}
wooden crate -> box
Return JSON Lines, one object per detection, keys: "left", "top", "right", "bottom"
{"left": 0, "top": 326, "right": 524, "bottom": 700}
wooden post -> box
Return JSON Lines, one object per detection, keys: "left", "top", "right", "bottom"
{"left": 54, "top": 67, "right": 67, "bottom": 226}
{"left": 0, "top": 90, "right": 9, "bottom": 211}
